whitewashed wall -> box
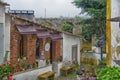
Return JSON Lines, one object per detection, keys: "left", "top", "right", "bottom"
{"left": 62, "top": 33, "right": 80, "bottom": 64}
{"left": 0, "top": 4, "right": 5, "bottom": 64}
{"left": 4, "top": 15, "right": 11, "bottom": 61}
{"left": 0, "top": 5, "right": 5, "bottom": 23}
{"left": 13, "top": 66, "right": 52, "bottom": 80}
{"left": 111, "top": 0, "right": 120, "bottom": 66}
{"left": 52, "top": 62, "right": 63, "bottom": 77}
{"left": 57, "top": 62, "right": 63, "bottom": 76}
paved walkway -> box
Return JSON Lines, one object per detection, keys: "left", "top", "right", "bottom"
{"left": 55, "top": 72, "right": 77, "bottom": 80}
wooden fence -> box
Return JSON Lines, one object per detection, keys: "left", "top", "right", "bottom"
{"left": 82, "top": 42, "right": 92, "bottom": 51}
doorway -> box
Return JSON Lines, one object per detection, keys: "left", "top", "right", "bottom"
{"left": 72, "top": 45, "right": 78, "bottom": 62}
{"left": 36, "top": 38, "right": 40, "bottom": 59}
{"left": 50, "top": 41, "right": 56, "bottom": 63}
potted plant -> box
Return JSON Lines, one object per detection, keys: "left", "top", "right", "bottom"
{"left": 21, "top": 63, "right": 27, "bottom": 71}
{"left": 33, "top": 63, "right": 38, "bottom": 69}
{"left": 46, "top": 58, "right": 50, "bottom": 65}
{"left": 18, "top": 53, "right": 22, "bottom": 62}
{"left": 23, "top": 56, "right": 27, "bottom": 60}
{"left": 56, "top": 58, "right": 61, "bottom": 63}
{"left": 75, "top": 69, "right": 84, "bottom": 80}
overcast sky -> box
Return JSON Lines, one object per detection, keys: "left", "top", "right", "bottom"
{"left": 4, "top": 0, "right": 81, "bottom": 18}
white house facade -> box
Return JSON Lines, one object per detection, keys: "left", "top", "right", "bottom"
{"left": 62, "top": 33, "right": 81, "bottom": 64}
{"left": 0, "top": 2, "right": 9, "bottom": 64}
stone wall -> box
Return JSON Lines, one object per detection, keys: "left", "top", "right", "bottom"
{"left": 54, "top": 40, "right": 61, "bottom": 61}
{"left": 26, "top": 34, "right": 36, "bottom": 64}
{"left": 43, "top": 38, "right": 51, "bottom": 59}
{"left": 10, "top": 18, "right": 37, "bottom": 64}
{"left": 10, "top": 20, "right": 20, "bottom": 62}
{"left": 10, "top": 18, "right": 61, "bottom": 65}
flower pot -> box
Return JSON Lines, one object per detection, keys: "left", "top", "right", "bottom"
{"left": 88, "top": 77, "right": 97, "bottom": 80}
{"left": 2, "top": 76, "right": 8, "bottom": 80}
{"left": 18, "top": 58, "right": 20, "bottom": 61}
{"left": 76, "top": 75, "right": 80, "bottom": 80}
{"left": 23, "top": 57, "right": 26, "bottom": 60}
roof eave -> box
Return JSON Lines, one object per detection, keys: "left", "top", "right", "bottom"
{"left": 5, "top": 13, "right": 62, "bottom": 33}
{"left": 108, "top": 17, "right": 120, "bottom": 22}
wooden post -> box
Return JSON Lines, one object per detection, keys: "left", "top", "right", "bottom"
{"left": 106, "top": 0, "right": 111, "bottom": 66}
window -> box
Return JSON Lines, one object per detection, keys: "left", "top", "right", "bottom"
{"left": 19, "top": 35, "right": 27, "bottom": 58}
{"left": 36, "top": 38, "right": 40, "bottom": 59}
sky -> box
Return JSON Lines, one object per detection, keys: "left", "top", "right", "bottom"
{"left": 4, "top": 0, "right": 81, "bottom": 18}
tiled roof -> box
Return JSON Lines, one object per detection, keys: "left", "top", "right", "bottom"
{"left": 6, "top": 13, "right": 81, "bottom": 38}
{"left": 6, "top": 13, "right": 61, "bottom": 33}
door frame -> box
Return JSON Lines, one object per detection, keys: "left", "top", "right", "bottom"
{"left": 72, "top": 45, "right": 78, "bottom": 62}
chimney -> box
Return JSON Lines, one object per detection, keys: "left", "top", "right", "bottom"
{"left": 73, "top": 26, "right": 82, "bottom": 36}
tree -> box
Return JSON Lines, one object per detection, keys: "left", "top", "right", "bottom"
{"left": 73, "top": 0, "right": 106, "bottom": 42}
{"left": 61, "top": 23, "right": 73, "bottom": 33}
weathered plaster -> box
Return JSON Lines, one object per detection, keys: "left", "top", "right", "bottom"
{"left": 62, "top": 33, "right": 80, "bottom": 64}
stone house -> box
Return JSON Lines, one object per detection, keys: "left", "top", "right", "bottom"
{"left": 5, "top": 13, "right": 63, "bottom": 66}
{"left": 0, "top": 1, "right": 81, "bottom": 79}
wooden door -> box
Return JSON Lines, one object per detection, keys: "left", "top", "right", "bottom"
{"left": 72, "top": 45, "right": 78, "bottom": 62}
{"left": 50, "top": 41, "right": 56, "bottom": 63}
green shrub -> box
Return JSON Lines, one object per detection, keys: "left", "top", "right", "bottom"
{"left": 97, "top": 66, "right": 120, "bottom": 80}
{"left": 102, "top": 57, "right": 106, "bottom": 65}
{"left": 0, "top": 64, "right": 13, "bottom": 80}
{"left": 61, "top": 23, "right": 73, "bottom": 33}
